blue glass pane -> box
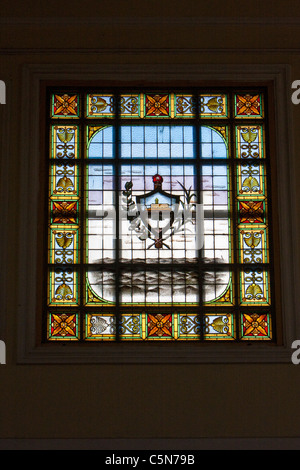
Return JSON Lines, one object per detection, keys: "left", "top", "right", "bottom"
{"left": 88, "top": 125, "right": 227, "bottom": 160}
{"left": 200, "top": 127, "right": 227, "bottom": 159}
{"left": 88, "top": 126, "right": 115, "bottom": 158}
{"left": 119, "top": 125, "right": 196, "bottom": 159}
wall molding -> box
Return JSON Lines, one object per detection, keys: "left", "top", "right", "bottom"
{"left": 0, "top": 79, "right": 11, "bottom": 343}
{"left": 15, "top": 62, "right": 298, "bottom": 364}
{"left": 1, "top": 437, "right": 300, "bottom": 450}
{"left": 2, "top": 16, "right": 300, "bottom": 26}
{"left": 2, "top": 48, "right": 300, "bottom": 55}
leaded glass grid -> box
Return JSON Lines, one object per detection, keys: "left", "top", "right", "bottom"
{"left": 45, "top": 88, "right": 275, "bottom": 343}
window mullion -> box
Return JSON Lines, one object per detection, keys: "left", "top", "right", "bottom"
{"left": 195, "top": 91, "right": 204, "bottom": 342}
{"left": 115, "top": 92, "right": 121, "bottom": 342}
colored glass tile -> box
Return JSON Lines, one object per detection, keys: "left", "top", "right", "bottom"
{"left": 240, "top": 269, "right": 270, "bottom": 305}
{"left": 145, "top": 94, "right": 171, "bottom": 117}
{"left": 204, "top": 314, "right": 235, "bottom": 340}
{"left": 51, "top": 93, "right": 80, "bottom": 118}
{"left": 239, "top": 200, "right": 265, "bottom": 225}
{"left": 49, "top": 229, "right": 79, "bottom": 265}
{"left": 47, "top": 312, "right": 79, "bottom": 340}
{"left": 119, "top": 94, "right": 140, "bottom": 118}
{"left": 240, "top": 313, "right": 272, "bottom": 340}
{"left": 51, "top": 201, "right": 78, "bottom": 225}
{"left": 175, "top": 94, "right": 196, "bottom": 118}
{"left": 235, "top": 93, "right": 264, "bottom": 118}
{"left": 237, "top": 161, "right": 265, "bottom": 197}
{"left": 85, "top": 313, "right": 142, "bottom": 340}
{"left": 51, "top": 126, "right": 79, "bottom": 160}
{"left": 48, "top": 267, "right": 79, "bottom": 306}
{"left": 178, "top": 314, "right": 201, "bottom": 340}
{"left": 235, "top": 125, "right": 264, "bottom": 160}
{"left": 86, "top": 94, "right": 115, "bottom": 118}
{"left": 200, "top": 94, "right": 228, "bottom": 118}
{"left": 84, "top": 312, "right": 238, "bottom": 341}
{"left": 50, "top": 126, "right": 79, "bottom": 199}
{"left": 239, "top": 229, "right": 268, "bottom": 264}
{"left": 147, "top": 313, "right": 173, "bottom": 339}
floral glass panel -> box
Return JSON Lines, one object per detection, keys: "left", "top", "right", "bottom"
{"left": 234, "top": 93, "right": 264, "bottom": 119}
{"left": 51, "top": 94, "right": 80, "bottom": 119}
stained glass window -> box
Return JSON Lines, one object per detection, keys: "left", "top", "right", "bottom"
{"left": 46, "top": 89, "right": 274, "bottom": 343}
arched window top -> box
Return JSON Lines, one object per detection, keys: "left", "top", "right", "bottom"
{"left": 88, "top": 124, "right": 227, "bottom": 160}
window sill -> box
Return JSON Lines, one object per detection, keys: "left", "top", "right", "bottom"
{"left": 18, "top": 341, "right": 293, "bottom": 364}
